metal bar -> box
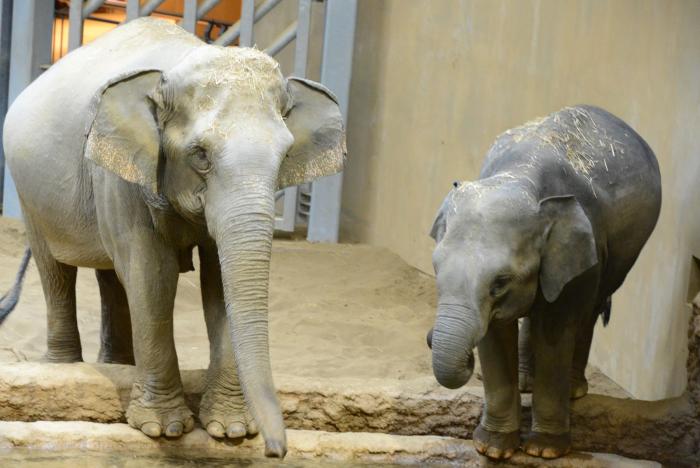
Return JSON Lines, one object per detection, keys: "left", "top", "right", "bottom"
{"left": 181, "top": 0, "right": 198, "bottom": 33}
{"left": 307, "top": 0, "right": 357, "bottom": 243}
{"left": 125, "top": 0, "right": 140, "bottom": 21}
{"left": 4, "top": 0, "right": 54, "bottom": 218}
{"left": 68, "top": 0, "right": 84, "bottom": 51}
{"left": 0, "top": 0, "right": 12, "bottom": 205}
{"left": 238, "top": 0, "right": 254, "bottom": 47}
{"left": 264, "top": 21, "right": 296, "bottom": 57}
{"left": 197, "top": 0, "right": 219, "bottom": 19}
{"left": 83, "top": 0, "right": 106, "bottom": 18}
{"left": 293, "top": 0, "right": 311, "bottom": 76}
{"left": 276, "top": 0, "right": 311, "bottom": 232}
{"left": 214, "top": 0, "right": 282, "bottom": 47}
{"left": 140, "top": 0, "right": 166, "bottom": 17}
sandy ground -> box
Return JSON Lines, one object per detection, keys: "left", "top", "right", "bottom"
{"left": 0, "top": 218, "right": 436, "bottom": 380}
{"left": 0, "top": 217, "right": 628, "bottom": 396}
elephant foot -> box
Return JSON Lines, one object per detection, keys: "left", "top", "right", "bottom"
{"left": 519, "top": 371, "right": 533, "bottom": 393}
{"left": 523, "top": 431, "right": 571, "bottom": 459}
{"left": 126, "top": 383, "right": 194, "bottom": 438}
{"left": 199, "top": 384, "right": 258, "bottom": 440}
{"left": 41, "top": 350, "right": 83, "bottom": 363}
{"left": 473, "top": 424, "right": 519, "bottom": 460}
{"left": 97, "top": 348, "right": 135, "bottom": 365}
{"left": 571, "top": 376, "right": 589, "bottom": 399}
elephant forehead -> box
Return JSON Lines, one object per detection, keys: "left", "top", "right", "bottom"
{"left": 171, "top": 46, "right": 285, "bottom": 98}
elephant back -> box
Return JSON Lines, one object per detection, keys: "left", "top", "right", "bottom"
{"left": 4, "top": 18, "right": 202, "bottom": 167}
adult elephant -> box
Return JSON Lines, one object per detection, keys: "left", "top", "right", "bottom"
{"left": 428, "top": 106, "right": 661, "bottom": 460}
{"left": 3, "top": 18, "right": 346, "bottom": 458}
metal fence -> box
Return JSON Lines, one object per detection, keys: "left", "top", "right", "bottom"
{"left": 0, "top": 0, "right": 355, "bottom": 242}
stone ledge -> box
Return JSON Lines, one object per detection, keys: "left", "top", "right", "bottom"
{"left": 0, "top": 362, "right": 696, "bottom": 465}
{"left": 0, "top": 422, "right": 659, "bottom": 467}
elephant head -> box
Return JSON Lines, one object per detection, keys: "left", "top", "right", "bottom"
{"left": 428, "top": 179, "right": 597, "bottom": 389}
{"left": 83, "top": 46, "right": 345, "bottom": 456}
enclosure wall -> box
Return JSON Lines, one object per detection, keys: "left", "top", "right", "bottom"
{"left": 341, "top": 0, "right": 700, "bottom": 400}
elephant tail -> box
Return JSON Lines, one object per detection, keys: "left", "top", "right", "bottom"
{"left": 600, "top": 295, "right": 612, "bottom": 327}
{"left": 0, "top": 248, "right": 32, "bottom": 325}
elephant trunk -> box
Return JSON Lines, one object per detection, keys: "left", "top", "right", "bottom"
{"left": 431, "top": 303, "right": 482, "bottom": 389}
{"left": 208, "top": 175, "right": 285, "bottom": 458}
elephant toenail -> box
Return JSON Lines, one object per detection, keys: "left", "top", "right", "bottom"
{"left": 165, "top": 421, "right": 184, "bottom": 438}
{"left": 247, "top": 419, "right": 259, "bottom": 436}
{"left": 183, "top": 416, "right": 195, "bottom": 433}
{"left": 206, "top": 421, "right": 226, "bottom": 438}
{"left": 141, "top": 422, "right": 162, "bottom": 437}
{"left": 485, "top": 447, "right": 501, "bottom": 459}
{"left": 226, "top": 422, "right": 247, "bottom": 439}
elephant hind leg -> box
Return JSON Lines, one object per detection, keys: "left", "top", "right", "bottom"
{"left": 96, "top": 269, "right": 134, "bottom": 365}
{"left": 24, "top": 218, "right": 81, "bottom": 363}
{"left": 570, "top": 297, "right": 608, "bottom": 399}
{"left": 518, "top": 317, "right": 534, "bottom": 393}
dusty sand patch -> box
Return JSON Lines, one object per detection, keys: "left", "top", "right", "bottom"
{"left": 0, "top": 218, "right": 436, "bottom": 381}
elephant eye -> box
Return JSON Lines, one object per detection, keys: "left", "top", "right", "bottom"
{"left": 190, "top": 147, "right": 211, "bottom": 173}
{"left": 490, "top": 275, "right": 512, "bottom": 297}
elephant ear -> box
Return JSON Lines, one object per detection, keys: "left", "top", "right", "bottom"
{"left": 430, "top": 184, "right": 460, "bottom": 243}
{"left": 278, "top": 77, "right": 346, "bottom": 189}
{"left": 539, "top": 195, "right": 598, "bottom": 303}
{"left": 84, "top": 70, "right": 162, "bottom": 193}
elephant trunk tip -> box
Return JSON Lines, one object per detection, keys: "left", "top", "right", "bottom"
{"left": 433, "top": 351, "right": 474, "bottom": 389}
{"left": 265, "top": 437, "right": 287, "bottom": 458}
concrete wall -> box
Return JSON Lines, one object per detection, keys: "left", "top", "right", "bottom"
{"left": 341, "top": 0, "right": 700, "bottom": 400}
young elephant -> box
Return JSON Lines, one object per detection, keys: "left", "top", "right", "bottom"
{"left": 428, "top": 106, "right": 661, "bottom": 460}
{"left": 3, "top": 18, "right": 346, "bottom": 457}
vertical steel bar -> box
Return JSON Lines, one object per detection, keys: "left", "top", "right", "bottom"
{"left": 239, "top": 0, "right": 254, "bottom": 47}
{"left": 68, "top": 0, "right": 83, "bottom": 51}
{"left": 182, "top": 0, "right": 198, "bottom": 33}
{"left": 294, "top": 0, "right": 311, "bottom": 76}
{"left": 278, "top": 0, "right": 312, "bottom": 232}
{"left": 126, "top": 0, "right": 140, "bottom": 21}
{"left": 3, "top": 0, "right": 54, "bottom": 218}
{"left": 0, "top": 0, "right": 12, "bottom": 205}
{"left": 307, "top": 0, "right": 357, "bottom": 243}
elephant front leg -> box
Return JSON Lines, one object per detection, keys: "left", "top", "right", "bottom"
{"left": 523, "top": 309, "right": 578, "bottom": 459}
{"left": 198, "top": 244, "right": 257, "bottom": 439}
{"left": 474, "top": 320, "right": 521, "bottom": 460}
{"left": 113, "top": 235, "right": 194, "bottom": 438}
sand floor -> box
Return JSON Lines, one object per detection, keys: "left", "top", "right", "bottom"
{"left": 0, "top": 217, "right": 628, "bottom": 397}
{"left": 0, "top": 218, "right": 436, "bottom": 380}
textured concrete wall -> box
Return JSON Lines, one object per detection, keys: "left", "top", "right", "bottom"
{"left": 341, "top": 0, "right": 700, "bottom": 400}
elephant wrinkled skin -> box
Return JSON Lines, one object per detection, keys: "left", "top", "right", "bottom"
{"left": 2, "top": 18, "right": 346, "bottom": 458}
{"left": 428, "top": 106, "right": 661, "bottom": 460}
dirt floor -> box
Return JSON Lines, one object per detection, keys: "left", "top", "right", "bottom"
{"left": 0, "top": 217, "right": 627, "bottom": 396}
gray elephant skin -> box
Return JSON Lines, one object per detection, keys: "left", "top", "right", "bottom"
{"left": 3, "top": 18, "right": 346, "bottom": 458}
{"left": 428, "top": 106, "right": 661, "bottom": 460}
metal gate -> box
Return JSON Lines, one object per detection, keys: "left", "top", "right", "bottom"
{"left": 0, "top": 0, "right": 354, "bottom": 242}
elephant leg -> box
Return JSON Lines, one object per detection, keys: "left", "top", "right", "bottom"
{"left": 518, "top": 317, "right": 534, "bottom": 393}
{"left": 571, "top": 296, "right": 608, "bottom": 399}
{"left": 198, "top": 244, "right": 257, "bottom": 439}
{"left": 24, "top": 217, "right": 81, "bottom": 362}
{"left": 95, "top": 269, "right": 134, "bottom": 365}
{"left": 523, "top": 308, "right": 580, "bottom": 459}
{"left": 474, "top": 320, "right": 520, "bottom": 460}
{"left": 112, "top": 233, "right": 193, "bottom": 439}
